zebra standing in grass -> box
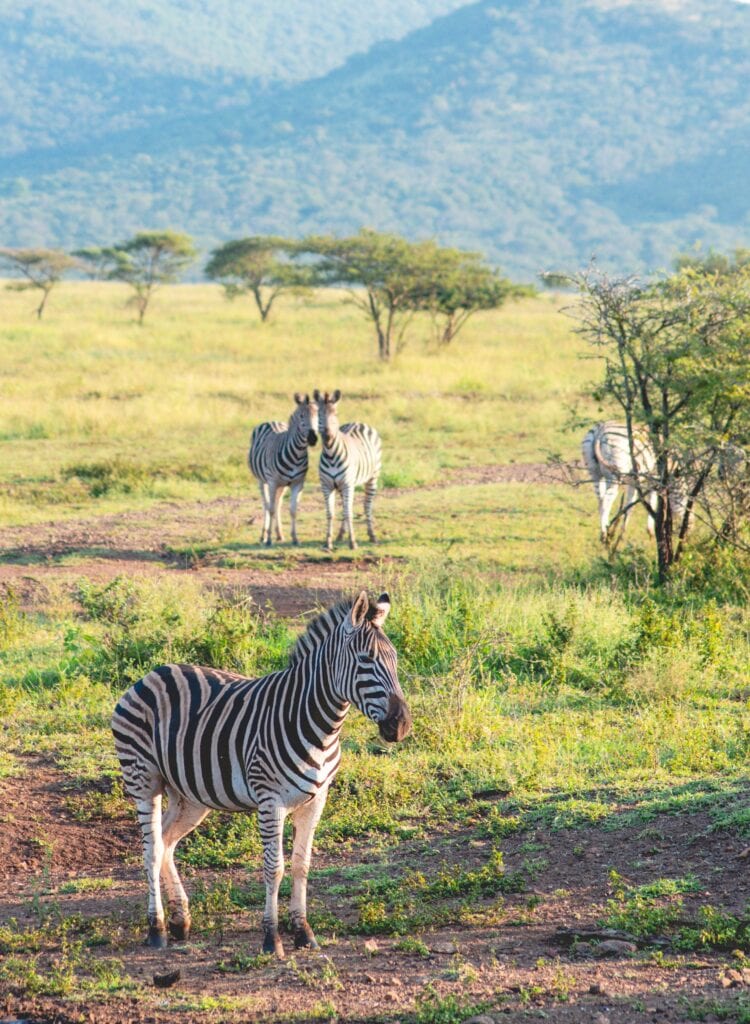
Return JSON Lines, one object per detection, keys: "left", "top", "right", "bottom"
{"left": 314, "top": 389, "right": 382, "bottom": 550}
{"left": 248, "top": 393, "right": 318, "bottom": 546}
{"left": 111, "top": 592, "right": 411, "bottom": 957}
{"left": 582, "top": 420, "right": 689, "bottom": 542}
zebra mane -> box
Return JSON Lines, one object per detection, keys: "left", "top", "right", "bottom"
{"left": 289, "top": 599, "right": 354, "bottom": 665}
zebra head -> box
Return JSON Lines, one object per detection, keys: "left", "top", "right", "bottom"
{"left": 338, "top": 591, "right": 411, "bottom": 743}
{"left": 313, "top": 389, "right": 341, "bottom": 447}
{"left": 292, "top": 392, "right": 318, "bottom": 446}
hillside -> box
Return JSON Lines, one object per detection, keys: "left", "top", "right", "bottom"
{"left": 1, "top": 0, "right": 750, "bottom": 276}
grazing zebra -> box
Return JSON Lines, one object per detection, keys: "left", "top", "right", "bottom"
{"left": 248, "top": 393, "right": 318, "bottom": 546}
{"left": 582, "top": 421, "right": 688, "bottom": 542}
{"left": 111, "top": 591, "right": 411, "bottom": 957}
{"left": 314, "top": 389, "right": 382, "bottom": 550}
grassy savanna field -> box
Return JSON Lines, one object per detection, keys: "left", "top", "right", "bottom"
{"left": 2, "top": 283, "right": 750, "bottom": 1024}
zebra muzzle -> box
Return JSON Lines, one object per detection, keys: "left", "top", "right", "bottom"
{"left": 378, "top": 695, "right": 412, "bottom": 742}
{"left": 307, "top": 430, "right": 318, "bottom": 446}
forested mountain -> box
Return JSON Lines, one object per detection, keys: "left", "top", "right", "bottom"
{"left": 1, "top": 0, "right": 749, "bottom": 277}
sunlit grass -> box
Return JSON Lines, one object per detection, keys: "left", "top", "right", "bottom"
{"left": 0, "top": 283, "right": 594, "bottom": 524}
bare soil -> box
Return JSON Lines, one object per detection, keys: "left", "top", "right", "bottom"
{"left": 1, "top": 758, "right": 748, "bottom": 1023}
{"left": 0, "top": 463, "right": 559, "bottom": 616}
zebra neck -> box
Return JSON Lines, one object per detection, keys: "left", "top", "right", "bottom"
{"left": 285, "top": 423, "right": 309, "bottom": 456}
{"left": 293, "top": 648, "right": 351, "bottom": 746}
{"left": 323, "top": 431, "right": 347, "bottom": 459}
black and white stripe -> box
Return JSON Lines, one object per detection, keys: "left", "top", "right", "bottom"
{"left": 248, "top": 393, "right": 317, "bottom": 545}
{"left": 112, "top": 592, "right": 411, "bottom": 956}
{"left": 314, "top": 389, "right": 382, "bottom": 550}
{"left": 582, "top": 420, "right": 689, "bottom": 542}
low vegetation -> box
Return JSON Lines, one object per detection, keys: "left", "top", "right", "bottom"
{"left": 2, "top": 286, "right": 750, "bottom": 1021}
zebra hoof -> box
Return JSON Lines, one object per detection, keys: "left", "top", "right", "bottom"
{"left": 146, "top": 926, "right": 168, "bottom": 949}
{"left": 262, "top": 930, "right": 285, "bottom": 959}
{"left": 168, "top": 920, "right": 190, "bottom": 941}
{"left": 293, "top": 924, "right": 319, "bottom": 950}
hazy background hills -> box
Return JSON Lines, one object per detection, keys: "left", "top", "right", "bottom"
{"left": 1, "top": 0, "right": 749, "bottom": 278}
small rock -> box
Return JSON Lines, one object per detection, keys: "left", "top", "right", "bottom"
{"left": 589, "top": 983, "right": 605, "bottom": 995}
{"left": 153, "top": 969, "right": 181, "bottom": 988}
{"left": 363, "top": 973, "right": 377, "bottom": 984}
{"left": 593, "top": 1014, "right": 610, "bottom": 1024}
{"left": 462, "top": 1016, "right": 496, "bottom": 1024}
{"left": 430, "top": 940, "right": 457, "bottom": 955}
{"left": 592, "top": 940, "right": 637, "bottom": 958}
{"left": 363, "top": 939, "right": 379, "bottom": 955}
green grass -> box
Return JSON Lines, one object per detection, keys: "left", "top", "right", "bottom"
{"left": 3, "top": 285, "right": 750, "bottom": 1015}
{"left": 0, "top": 283, "right": 592, "bottom": 525}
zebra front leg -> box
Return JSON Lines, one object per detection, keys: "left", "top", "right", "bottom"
{"left": 259, "top": 482, "right": 272, "bottom": 545}
{"left": 342, "top": 486, "right": 357, "bottom": 549}
{"left": 135, "top": 794, "right": 168, "bottom": 948}
{"left": 364, "top": 478, "right": 377, "bottom": 542}
{"left": 598, "top": 479, "right": 620, "bottom": 544}
{"left": 273, "top": 485, "right": 286, "bottom": 543}
{"left": 258, "top": 802, "right": 288, "bottom": 957}
{"left": 160, "top": 790, "right": 209, "bottom": 941}
{"left": 323, "top": 486, "right": 336, "bottom": 551}
{"left": 289, "top": 482, "right": 303, "bottom": 546}
{"left": 290, "top": 792, "right": 327, "bottom": 949}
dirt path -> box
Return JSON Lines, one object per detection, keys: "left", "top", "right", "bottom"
{"left": 0, "top": 463, "right": 560, "bottom": 615}
{"left": 1, "top": 758, "right": 747, "bottom": 1023}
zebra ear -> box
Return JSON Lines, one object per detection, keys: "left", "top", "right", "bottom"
{"left": 367, "top": 593, "right": 390, "bottom": 627}
{"left": 294, "top": 392, "right": 304, "bottom": 404}
{"left": 349, "top": 591, "right": 369, "bottom": 630}
{"left": 332, "top": 389, "right": 341, "bottom": 404}
{"left": 313, "top": 389, "right": 322, "bottom": 403}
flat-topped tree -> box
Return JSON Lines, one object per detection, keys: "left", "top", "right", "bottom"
{"left": 0, "top": 247, "right": 81, "bottom": 319}
{"left": 412, "top": 248, "right": 520, "bottom": 346}
{"left": 77, "top": 231, "right": 196, "bottom": 324}
{"left": 204, "top": 236, "right": 312, "bottom": 322}
{"left": 300, "top": 229, "right": 429, "bottom": 360}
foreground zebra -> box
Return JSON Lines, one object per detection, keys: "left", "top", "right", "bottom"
{"left": 112, "top": 592, "right": 411, "bottom": 956}
{"left": 248, "top": 393, "right": 318, "bottom": 545}
{"left": 314, "top": 389, "right": 382, "bottom": 550}
{"left": 582, "top": 421, "right": 688, "bottom": 542}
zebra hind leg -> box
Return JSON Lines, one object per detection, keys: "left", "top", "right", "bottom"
{"left": 135, "top": 793, "right": 168, "bottom": 948}
{"left": 160, "top": 789, "right": 209, "bottom": 941}
{"left": 364, "top": 478, "right": 377, "bottom": 542}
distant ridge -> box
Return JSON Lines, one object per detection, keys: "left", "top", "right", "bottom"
{"left": 1, "top": 0, "right": 749, "bottom": 276}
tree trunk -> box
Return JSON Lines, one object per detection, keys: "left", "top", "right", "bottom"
{"left": 654, "top": 495, "right": 674, "bottom": 584}
{"left": 36, "top": 286, "right": 51, "bottom": 319}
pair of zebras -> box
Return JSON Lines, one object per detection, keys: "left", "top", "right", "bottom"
{"left": 249, "top": 390, "right": 381, "bottom": 551}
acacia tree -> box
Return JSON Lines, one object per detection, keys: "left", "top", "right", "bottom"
{"left": 77, "top": 231, "right": 196, "bottom": 323}
{"left": 0, "top": 247, "right": 80, "bottom": 319}
{"left": 204, "top": 236, "right": 312, "bottom": 321}
{"left": 571, "top": 264, "right": 750, "bottom": 582}
{"left": 300, "top": 229, "right": 435, "bottom": 360}
{"left": 415, "top": 250, "right": 520, "bottom": 345}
